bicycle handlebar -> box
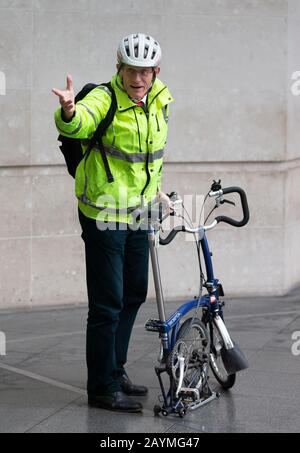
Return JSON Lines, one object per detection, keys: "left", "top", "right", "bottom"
{"left": 158, "top": 185, "right": 250, "bottom": 246}
{"left": 159, "top": 225, "right": 186, "bottom": 245}
{"left": 214, "top": 186, "right": 250, "bottom": 227}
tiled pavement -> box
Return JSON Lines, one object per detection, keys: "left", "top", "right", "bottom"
{"left": 0, "top": 288, "right": 300, "bottom": 433}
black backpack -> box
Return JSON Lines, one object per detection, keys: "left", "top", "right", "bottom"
{"left": 58, "top": 82, "right": 117, "bottom": 182}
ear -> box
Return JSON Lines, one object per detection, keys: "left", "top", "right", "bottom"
{"left": 117, "top": 63, "right": 125, "bottom": 76}
{"left": 154, "top": 67, "right": 161, "bottom": 75}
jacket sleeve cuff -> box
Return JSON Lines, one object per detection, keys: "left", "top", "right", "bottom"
{"left": 54, "top": 106, "right": 82, "bottom": 136}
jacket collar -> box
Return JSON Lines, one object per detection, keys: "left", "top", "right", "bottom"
{"left": 111, "top": 74, "right": 174, "bottom": 112}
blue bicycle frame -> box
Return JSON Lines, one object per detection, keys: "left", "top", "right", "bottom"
{"left": 147, "top": 226, "right": 222, "bottom": 356}
{"left": 146, "top": 184, "right": 250, "bottom": 416}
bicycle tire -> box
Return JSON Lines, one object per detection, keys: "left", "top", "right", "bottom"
{"left": 208, "top": 321, "right": 236, "bottom": 389}
{"left": 174, "top": 317, "right": 210, "bottom": 392}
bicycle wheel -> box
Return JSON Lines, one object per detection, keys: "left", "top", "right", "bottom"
{"left": 209, "top": 321, "right": 236, "bottom": 389}
{"left": 171, "top": 317, "right": 210, "bottom": 392}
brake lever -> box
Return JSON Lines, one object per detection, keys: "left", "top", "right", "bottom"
{"left": 220, "top": 199, "right": 236, "bottom": 207}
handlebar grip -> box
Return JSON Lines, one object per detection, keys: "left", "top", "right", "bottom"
{"left": 159, "top": 225, "right": 186, "bottom": 245}
{"left": 215, "top": 186, "right": 250, "bottom": 227}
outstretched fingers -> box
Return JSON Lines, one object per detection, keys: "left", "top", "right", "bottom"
{"left": 52, "top": 74, "right": 74, "bottom": 99}
{"left": 52, "top": 87, "right": 64, "bottom": 98}
{"left": 52, "top": 74, "right": 76, "bottom": 120}
{"left": 66, "top": 74, "right": 73, "bottom": 92}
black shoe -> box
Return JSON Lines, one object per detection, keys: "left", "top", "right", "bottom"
{"left": 118, "top": 373, "right": 148, "bottom": 396}
{"left": 88, "top": 391, "right": 143, "bottom": 413}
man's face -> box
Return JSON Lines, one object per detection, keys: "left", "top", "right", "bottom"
{"left": 118, "top": 64, "right": 160, "bottom": 101}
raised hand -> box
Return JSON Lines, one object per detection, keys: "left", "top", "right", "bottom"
{"left": 52, "top": 74, "right": 75, "bottom": 121}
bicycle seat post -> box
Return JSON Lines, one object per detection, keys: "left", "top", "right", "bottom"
{"left": 148, "top": 227, "right": 166, "bottom": 323}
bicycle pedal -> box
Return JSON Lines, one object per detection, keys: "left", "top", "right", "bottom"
{"left": 145, "top": 318, "right": 165, "bottom": 333}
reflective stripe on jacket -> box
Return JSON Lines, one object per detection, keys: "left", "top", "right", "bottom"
{"left": 54, "top": 74, "right": 174, "bottom": 223}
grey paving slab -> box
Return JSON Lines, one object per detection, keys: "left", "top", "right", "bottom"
{"left": 0, "top": 368, "right": 81, "bottom": 433}
{"left": 227, "top": 303, "right": 300, "bottom": 318}
{"left": 0, "top": 306, "right": 86, "bottom": 340}
{"left": 27, "top": 396, "right": 175, "bottom": 433}
{"left": 9, "top": 345, "right": 87, "bottom": 390}
{"left": 164, "top": 392, "right": 300, "bottom": 433}
{"left": 228, "top": 329, "right": 276, "bottom": 351}
{"left": 230, "top": 368, "right": 300, "bottom": 400}
{"left": 225, "top": 312, "right": 298, "bottom": 333}
{"left": 262, "top": 317, "right": 300, "bottom": 352}
{"left": 249, "top": 349, "right": 300, "bottom": 374}
{"left": 1, "top": 335, "right": 86, "bottom": 392}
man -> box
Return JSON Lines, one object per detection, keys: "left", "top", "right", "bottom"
{"left": 52, "top": 33, "right": 174, "bottom": 413}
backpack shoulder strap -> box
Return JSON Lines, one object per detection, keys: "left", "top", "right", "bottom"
{"left": 85, "top": 82, "right": 117, "bottom": 183}
{"left": 75, "top": 83, "right": 98, "bottom": 103}
{"left": 93, "top": 82, "right": 117, "bottom": 140}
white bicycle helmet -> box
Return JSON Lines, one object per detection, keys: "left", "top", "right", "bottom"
{"left": 117, "top": 33, "right": 162, "bottom": 68}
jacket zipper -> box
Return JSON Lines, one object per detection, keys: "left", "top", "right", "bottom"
{"left": 133, "top": 108, "right": 150, "bottom": 197}
{"left": 141, "top": 90, "right": 168, "bottom": 195}
{"left": 140, "top": 108, "right": 151, "bottom": 196}
{"left": 133, "top": 109, "right": 142, "bottom": 153}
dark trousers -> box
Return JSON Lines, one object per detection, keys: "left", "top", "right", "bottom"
{"left": 78, "top": 209, "right": 149, "bottom": 396}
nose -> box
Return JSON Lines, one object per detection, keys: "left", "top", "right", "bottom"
{"left": 132, "top": 71, "right": 143, "bottom": 82}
